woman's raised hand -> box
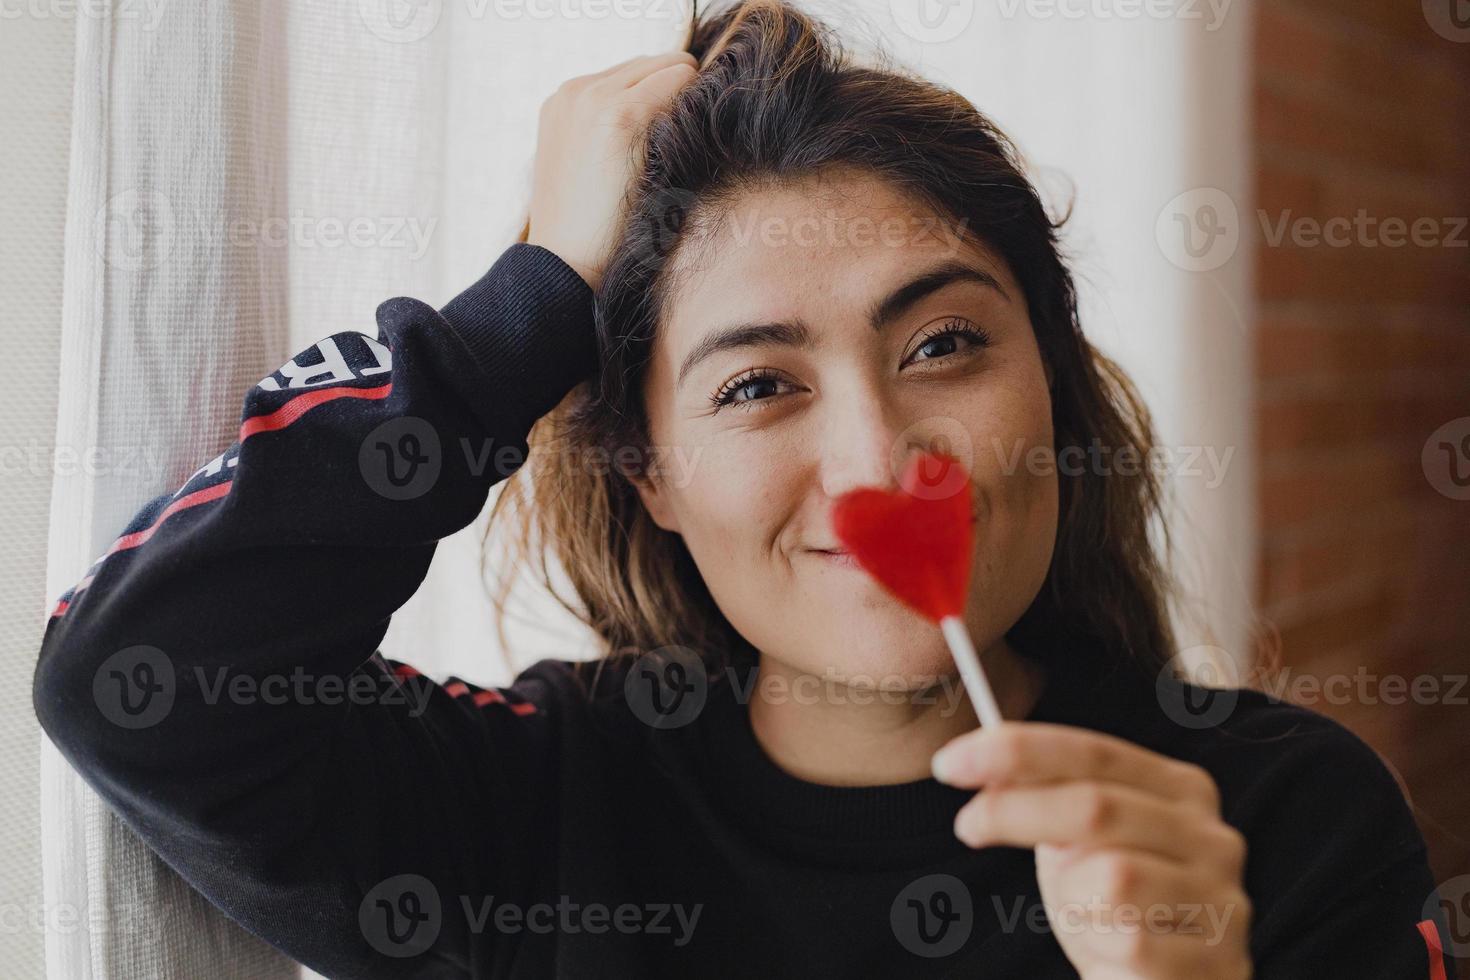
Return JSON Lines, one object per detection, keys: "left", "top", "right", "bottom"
{"left": 526, "top": 51, "right": 700, "bottom": 293}
{"left": 932, "top": 722, "right": 1254, "bottom": 979}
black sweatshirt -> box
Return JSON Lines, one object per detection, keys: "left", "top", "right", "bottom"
{"left": 32, "top": 242, "right": 1459, "bottom": 980}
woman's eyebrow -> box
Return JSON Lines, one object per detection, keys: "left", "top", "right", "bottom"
{"left": 868, "top": 261, "right": 1008, "bottom": 332}
{"left": 676, "top": 261, "right": 1007, "bottom": 390}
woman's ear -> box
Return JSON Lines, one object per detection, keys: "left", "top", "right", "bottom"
{"left": 630, "top": 471, "right": 682, "bottom": 534}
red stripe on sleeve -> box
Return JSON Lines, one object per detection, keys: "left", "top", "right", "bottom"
{"left": 107, "top": 481, "right": 235, "bottom": 557}
{"left": 239, "top": 382, "right": 391, "bottom": 440}
{"left": 471, "top": 689, "right": 503, "bottom": 708}
{"left": 51, "top": 380, "right": 396, "bottom": 621}
{"left": 50, "top": 485, "right": 235, "bottom": 619}
{"left": 1418, "top": 918, "right": 1447, "bottom": 980}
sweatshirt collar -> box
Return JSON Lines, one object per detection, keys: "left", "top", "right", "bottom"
{"left": 698, "top": 647, "right": 1126, "bottom": 846}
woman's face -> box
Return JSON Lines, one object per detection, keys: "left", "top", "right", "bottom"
{"left": 633, "top": 171, "right": 1058, "bottom": 689}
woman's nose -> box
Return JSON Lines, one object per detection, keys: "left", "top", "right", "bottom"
{"left": 818, "top": 388, "right": 978, "bottom": 503}
{"left": 818, "top": 393, "right": 916, "bottom": 500}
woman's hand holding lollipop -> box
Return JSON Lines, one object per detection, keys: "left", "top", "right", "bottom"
{"left": 933, "top": 723, "right": 1253, "bottom": 979}
{"left": 832, "top": 451, "right": 1253, "bottom": 979}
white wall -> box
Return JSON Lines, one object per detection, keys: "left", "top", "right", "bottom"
{"left": 860, "top": 0, "right": 1259, "bottom": 673}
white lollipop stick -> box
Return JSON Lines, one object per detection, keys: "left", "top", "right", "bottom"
{"left": 939, "top": 615, "right": 1004, "bottom": 729}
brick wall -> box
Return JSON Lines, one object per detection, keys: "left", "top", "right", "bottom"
{"left": 1254, "top": 0, "right": 1470, "bottom": 884}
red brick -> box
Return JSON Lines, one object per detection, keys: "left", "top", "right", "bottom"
{"left": 1251, "top": 0, "right": 1469, "bottom": 883}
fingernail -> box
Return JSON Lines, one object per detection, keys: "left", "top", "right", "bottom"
{"left": 953, "top": 806, "right": 981, "bottom": 846}
{"left": 931, "top": 746, "right": 959, "bottom": 783}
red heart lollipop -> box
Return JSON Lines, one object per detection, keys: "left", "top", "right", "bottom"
{"left": 830, "top": 450, "right": 1004, "bottom": 728}
{"left": 830, "top": 450, "right": 974, "bottom": 623}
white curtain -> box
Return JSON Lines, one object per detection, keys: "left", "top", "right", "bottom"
{"left": 1, "top": 5, "right": 75, "bottom": 979}
{"left": 39, "top": 0, "right": 1253, "bottom": 975}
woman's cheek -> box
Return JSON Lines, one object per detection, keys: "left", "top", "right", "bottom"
{"left": 964, "top": 397, "right": 1059, "bottom": 629}
{"left": 676, "top": 447, "right": 779, "bottom": 564}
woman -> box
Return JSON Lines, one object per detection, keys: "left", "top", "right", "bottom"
{"left": 33, "top": 1, "right": 1451, "bottom": 978}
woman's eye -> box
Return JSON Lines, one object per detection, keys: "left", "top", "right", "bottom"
{"left": 710, "top": 371, "right": 787, "bottom": 412}
{"left": 906, "top": 319, "right": 993, "bottom": 366}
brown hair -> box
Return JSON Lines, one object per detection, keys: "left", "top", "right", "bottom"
{"left": 488, "top": 0, "right": 1179, "bottom": 686}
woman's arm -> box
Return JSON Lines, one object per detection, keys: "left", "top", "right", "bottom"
{"left": 32, "top": 241, "right": 597, "bottom": 977}
{"left": 1231, "top": 720, "right": 1457, "bottom": 980}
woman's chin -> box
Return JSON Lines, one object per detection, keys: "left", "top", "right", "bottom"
{"left": 777, "top": 625, "right": 959, "bottom": 691}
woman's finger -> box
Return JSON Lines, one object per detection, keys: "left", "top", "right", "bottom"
{"left": 625, "top": 60, "right": 701, "bottom": 106}
{"left": 576, "top": 50, "right": 686, "bottom": 82}
{"left": 953, "top": 780, "right": 1247, "bottom": 876}
{"left": 1069, "top": 924, "right": 1254, "bottom": 980}
{"left": 933, "top": 721, "right": 1221, "bottom": 814}
{"left": 1055, "top": 848, "right": 1243, "bottom": 927}
{"left": 594, "top": 50, "right": 699, "bottom": 88}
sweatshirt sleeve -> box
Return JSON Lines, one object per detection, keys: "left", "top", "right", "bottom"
{"left": 1228, "top": 713, "right": 1459, "bottom": 980}
{"left": 31, "top": 242, "right": 600, "bottom": 978}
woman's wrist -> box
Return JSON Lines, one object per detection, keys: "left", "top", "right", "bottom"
{"left": 526, "top": 236, "right": 600, "bottom": 293}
